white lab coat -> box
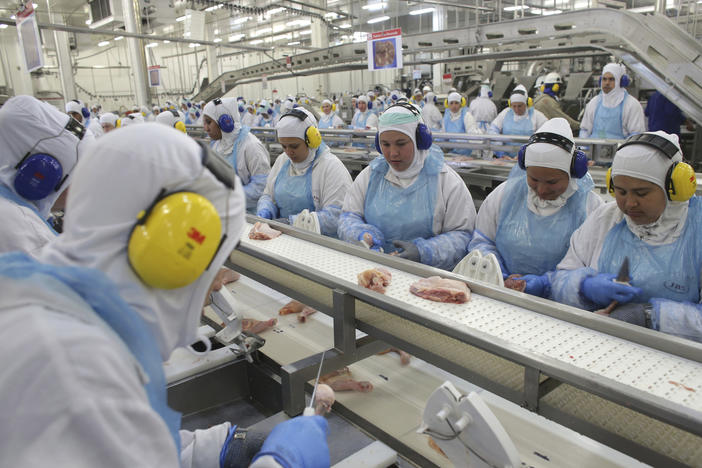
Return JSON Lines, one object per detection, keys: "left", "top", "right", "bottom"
{"left": 241, "top": 112, "right": 257, "bottom": 127}
{"left": 319, "top": 112, "right": 345, "bottom": 129}
{"left": 468, "top": 97, "right": 498, "bottom": 126}
{"left": 579, "top": 94, "right": 645, "bottom": 138}
{"left": 350, "top": 110, "right": 379, "bottom": 130}
{"left": 421, "top": 103, "right": 443, "bottom": 131}
{"left": 212, "top": 130, "right": 271, "bottom": 189}
{"left": 88, "top": 118, "right": 105, "bottom": 138}
{"left": 0, "top": 196, "right": 55, "bottom": 257}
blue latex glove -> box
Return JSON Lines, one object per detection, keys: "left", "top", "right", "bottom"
{"left": 392, "top": 240, "right": 420, "bottom": 262}
{"left": 521, "top": 274, "right": 551, "bottom": 298}
{"left": 252, "top": 416, "right": 329, "bottom": 468}
{"left": 257, "top": 209, "right": 273, "bottom": 220}
{"left": 581, "top": 273, "right": 643, "bottom": 308}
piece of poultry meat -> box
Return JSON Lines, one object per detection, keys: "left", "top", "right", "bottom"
{"left": 377, "top": 347, "right": 411, "bottom": 365}
{"left": 248, "top": 222, "right": 282, "bottom": 240}
{"left": 504, "top": 274, "right": 526, "bottom": 292}
{"left": 241, "top": 317, "right": 277, "bottom": 334}
{"left": 320, "top": 367, "right": 373, "bottom": 393}
{"left": 357, "top": 267, "right": 392, "bottom": 294}
{"left": 279, "top": 300, "right": 305, "bottom": 315}
{"left": 297, "top": 306, "right": 317, "bottom": 322}
{"left": 409, "top": 276, "right": 471, "bottom": 304}
{"left": 312, "top": 383, "right": 335, "bottom": 415}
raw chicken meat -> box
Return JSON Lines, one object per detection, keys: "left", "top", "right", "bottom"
{"left": 279, "top": 300, "right": 305, "bottom": 315}
{"left": 312, "top": 383, "right": 335, "bottom": 415}
{"left": 357, "top": 267, "right": 392, "bottom": 294}
{"left": 297, "top": 306, "right": 317, "bottom": 323}
{"left": 504, "top": 274, "right": 526, "bottom": 292}
{"left": 428, "top": 437, "right": 448, "bottom": 458}
{"left": 242, "top": 317, "right": 277, "bottom": 334}
{"left": 377, "top": 347, "right": 411, "bottom": 365}
{"left": 320, "top": 367, "right": 373, "bottom": 393}
{"left": 248, "top": 222, "right": 282, "bottom": 240}
{"left": 409, "top": 276, "right": 470, "bottom": 304}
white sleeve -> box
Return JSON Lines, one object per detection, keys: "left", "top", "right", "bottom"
{"left": 472, "top": 182, "right": 507, "bottom": 241}
{"left": 262, "top": 154, "right": 287, "bottom": 201}
{"left": 179, "top": 423, "right": 230, "bottom": 468}
{"left": 0, "top": 199, "right": 54, "bottom": 258}
{"left": 556, "top": 202, "right": 619, "bottom": 271}
{"left": 532, "top": 110, "right": 548, "bottom": 131}
{"left": 342, "top": 166, "right": 371, "bottom": 216}
{"left": 250, "top": 455, "right": 285, "bottom": 468}
{"left": 579, "top": 98, "right": 598, "bottom": 136}
{"left": 490, "top": 108, "right": 508, "bottom": 132}
{"left": 332, "top": 114, "right": 345, "bottom": 128}
{"left": 365, "top": 113, "right": 379, "bottom": 130}
{"left": 623, "top": 96, "right": 646, "bottom": 136}
{"left": 313, "top": 153, "right": 353, "bottom": 210}
{"left": 240, "top": 134, "right": 271, "bottom": 182}
{"left": 436, "top": 167, "right": 477, "bottom": 234}
{"left": 586, "top": 191, "right": 605, "bottom": 214}
{"left": 463, "top": 111, "right": 480, "bottom": 134}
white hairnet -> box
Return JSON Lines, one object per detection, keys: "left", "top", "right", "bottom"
{"left": 0, "top": 95, "right": 92, "bottom": 217}
{"left": 155, "top": 110, "right": 183, "bottom": 127}
{"left": 203, "top": 98, "right": 241, "bottom": 130}
{"left": 276, "top": 106, "right": 317, "bottom": 140}
{"left": 99, "top": 112, "right": 118, "bottom": 126}
{"left": 357, "top": 95, "right": 369, "bottom": 104}
{"left": 39, "top": 123, "right": 246, "bottom": 359}
{"left": 378, "top": 104, "right": 427, "bottom": 179}
{"left": 65, "top": 100, "right": 83, "bottom": 115}
{"left": 600, "top": 62, "right": 627, "bottom": 107}
{"left": 510, "top": 85, "right": 528, "bottom": 104}
{"left": 321, "top": 99, "right": 332, "bottom": 107}
{"left": 611, "top": 131, "right": 682, "bottom": 192}
{"left": 525, "top": 118, "right": 574, "bottom": 176}
{"left": 447, "top": 92, "right": 462, "bottom": 104}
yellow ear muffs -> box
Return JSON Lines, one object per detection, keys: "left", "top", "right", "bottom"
{"left": 540, "top": 85, "right": 546, "bottom": 93}
{"left": 128, "top": 191, "right": 222, "bottom": 289}
{"left": 305, "top": 125, "right": 322, "bottom": 149}
{"left": 461, "top": 97, "right": 467, "bottom": 107}
{"left": 552, "top": 83, "right": 559, "bottom": 93}
{"left": 174, "top": 121, "right": 187, "bottom": 133}
{"left": 606, "top": 167, "right": 615, "bottom": 196}
{"left": 116, "top": 119, "right": 122, "bottom": 128}
{"left": 527, "top": 97, "right": 534, "bottom": 107}
{"left": 444, "top": 98, "right": 448, "bottom": 108}
{"left": 666, "top": 161, "right": 696, "bottom": 202}
{"left": 332, "top": 103, "right": 337, "bottom": 111}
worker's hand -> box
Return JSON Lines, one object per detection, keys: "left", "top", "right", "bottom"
{"left": 219, "top": 425, "right": 267, "bottom": 468}
{"left": 358, "top": 230, "right": 383, "bottom": 250}
{"left": 392, "top": 240, "right": 420, "bottom": 262}
{"left": 251, "top": 416, "right": 329, "bottom": 468}
{"left": 203, "top": 268, "right": 241, "bottom": 306}
{"left": 257, "top": 209, "right": 273, "bottom": 220}
{"left": 520, "top": 274, "right": 551, "bottom": 298}
{"left": 581, "top": 273, "right": 642, "bottom": 308}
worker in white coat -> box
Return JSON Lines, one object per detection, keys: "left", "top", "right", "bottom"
{"left": 338, "top": 102, "right": 476, "bottom": 271}
{"left": 489, "top": 85, "right": 548, "bottom": 157}
{"left": 257, "top": 107, "right": 352, "bottom": 237}
{"left": 203, "top": 97, "right": 270, "bottom": 213}
{"left": 549, "top": 131, "right": 702, "bottom": 342}
{"left": 156, "top": 109, "right": 188, "bottom": 133}
{"left": 318, "top": 99, "right": 345, "bottom": 129}
{"left": 469, "top": 84, "right": 498, "bottom": 132}
{"left": 421, "top": 92, "right": 443, "bottom": 131}
{"left": 579, "top": 63, "right": 645, "bottom": 139}
{"left": 100, "top": 112, "right": 119, "bottom": 134}
{"left": 241, "top": 104, "right": 257, "bottom": 127}
{"left": 66, "top": 99, "right": 97, "bottom": 139}
{"left": 350, "top": 95, "right": 379, "bottom": 130}
{"left": 0, "top": 124, "right": 330, "bottom": 467}
{"left": 442, "top": 91, "right": 481, "bottom": 156}
{"left": 0, "top": 95, "right": 92, "bottom": 257}
{"left": 468, "top": 118, "right": 603, "bottom": 297}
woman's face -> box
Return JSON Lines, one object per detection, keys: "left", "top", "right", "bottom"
{"left": 378, "top": 130, "right": 414, "bottom": 172}
{"left": 279, "top": 137, "right": 309, "bottom": 163}
{"left": 526, "top": 166, "right": 570, "bottom": 200}
{"left": 322, "top": 103, "right": 332, "bottom": 114}
{"left": 612, "top": 175, "right": 667, "bottom": 225}
{"left": 511, "top": 101, "right": 527, "bottom": 116}
{"left": 203, "top": 115, "right": 222, "bottom": 140}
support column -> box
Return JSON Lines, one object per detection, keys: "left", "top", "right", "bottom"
{"left": 655, "top": 0, "right": 666, "bottom": 14}
{"left": 47, "top": 5, "right": 76, "bottom": 102}
{"left": 432, "top": 6, "right": 446, "bottom": 92}
{"left": 206, "top": 28, "right": 218, "bottom": 89}
{"left": 310, "top": 4, "right": 329, "bottom": 97}
{"left": 122, "top": 0, "right": 149, "bottom": 105}
{"left": 5, "top": 35, "right": 34, "bottom": 95}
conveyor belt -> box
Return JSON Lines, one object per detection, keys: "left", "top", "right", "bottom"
{"left": 230, "top": 223, "right": 702, "bottom": 467}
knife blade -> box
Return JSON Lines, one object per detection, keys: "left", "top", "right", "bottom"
{"left": 614, "top": 257, "right": 630, "bottom": 284}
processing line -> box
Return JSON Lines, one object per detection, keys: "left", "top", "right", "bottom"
{"left": 226, "top": 217, "right": 702, "bottom": 468}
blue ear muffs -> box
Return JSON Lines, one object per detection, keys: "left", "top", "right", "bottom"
{"left": 374, "top": 102, "right": 433, "bottom": 153}
{"left": 266, "top": 108, "right": 273, "bottom": 116}
{"left": 238, "top": 104, "right": 245, "bottom": 113}
{"left": 517, "top": 132, "right": 588, "bottom": 179}
{"left": 599, "top": 73, "right": 630, "bottom": 88}
{"left": 81, "top": 107, "right": 90, "bottom": 119}
{"left": 14, "top": 153, "right": 65, "bottom": 200}
{"left": 213, "top": 98, "right": 235, "bottom": 133}
{"left": 367, "top": 101, "right": 373, "bottom": 110}
{"left": 488, "top": 90, "right": 493, "bottom": 98}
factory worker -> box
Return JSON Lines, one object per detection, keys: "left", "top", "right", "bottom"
{"left": 99, "top": 112, "right": 118, "bottom": 134}
{"left": 255, "top": 100, "right": 275, "bottom": 127}
{"left": 236, "top": 97, "right": 247, "bottom": 118}
{"left": 468, "top": 118, "right": 603, "bottom": 297}
{"left": 468, "top": 84, "right": 498, "bottom": 132}
{"left": 350, "top": 95, "right": 379, "bottom": 130}
{"left": 389, "top": 89, "right": 404, "bottom": 104}
{"left": 0, "top": 95, "right": 90, "bottom": 257}
{"left": 549, "top": 131, "right": 702, "bottom": 342}
{"left": 319, "top": 99, "right": 345, "bottom": 129}
{"left": 241, "top": 103, "right": 257, "bottom": 127}
{"left": 152, "top": 105, "right": 161, "bottom": 117}
{"left": 411, "top": 88, "right": 424, "bottom": 108}
{"left": 338, "top": 103, "right": 476, "bottom": 271}
{"left": 257, "top": 108, "right": 352, "bottom": 237}
{"left": 533, "top": 75, "right": 546, "bottom": 98}
{"left": 489, "top": 85, "right": 548, "bottom": 157}
{"left": 579, "top": 63, "right": 645, "bottom": 139}
{"left": 140, "top": 105, "right": 154, "bottom": 122}
{"left": 534, "top": 72, "right": 580, "bottom": 133}
{"left": 66, "top": 99, "right": 91, "bottom": 127}
{"left": 422, "top": 92, "right": 443, "bottom": 131}
{"left": 422, "top": 85, "right": 432, "bottom": 96}
{"left": 0, "top": 124, "right": 329, "bottom": 468}
{"left": 443, "top": 91, "right": 481, "bottom": 156}
{"left": 155, "top": 109, "right": 188, "bottom": 133}
{"left": 204, "top": 97, "right": 270, "bottom": 213}
{"left": 272, "top": 99, "right": 295, "bottom": 126}
{"left": 367, "top": 91, "right": 379, "bottom": 114}
{"left": 645, "top": 91, "right": 690, "bottom": 136}
{"left": 118, "top": 113, "right": 145, "bottom": 128}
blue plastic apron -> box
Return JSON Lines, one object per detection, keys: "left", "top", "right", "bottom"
{"left": 591, "top": 92, "right": 626, "bottom": 139}
{"left": 442, "top": 107, "right": 472, "bottom": 156}
{"left": 273, "top": 144, "right": 327, "bottom": 218}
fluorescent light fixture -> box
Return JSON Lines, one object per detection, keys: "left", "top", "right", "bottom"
{"left": 504, "top": 5, "right": 528, "bottom": 11}
{"left": 287, "top": 41, "right": 300, "bottom": 45}
{"left": 214, "top": 29, "right": 219, "bottom": 34}
{"left": 339, "top": 22, "right": 352, "bottom": 28}
{"left": 176, "top": 15, "right": 187, "bottom": 22}
{"left": 93, "top": 65, "right": 105, "bottom": 68}
{"left": 273, "top": 24, "right": 286, "bottom": 32}
{"left": 214, "top": 37, "right": 222, "bottom": 42}
{"left": 205, "top": 5, "right": 217, "bottom": 12}
{"left": 164, "top": 39, "right": 170, "bottom": 43}
{"left": 145, "top": 42, "right": 158, "bottom": 47}
{"left": 229, "top": 34, "right": 245, "bottom": 42}
{"left": 268, "top": 7, "right": 285, "bottom": 15}
{"left": 299, "top": 29, "right": 312, "bottom": 35}
{"left": 10, "top": 14, "right": 16, "bottom": 19}
{"left": 0, "top": 24, "right": 7, "bottom": 29}
{"left": 324, "top": 12, "right": 340, "bottom": 19}
{"left": 183, "top": 32, "right": 190, "bottom": 37}
{"left": 327, "top": 0, "right": 340, "bottom": 4}
{"left": 98, "top": 40, "right": 110, "bottom": 47}
{"left": 85, "top": 19, "right": 92, "bottom": 25}
{"left": 114, "top": 35, "right": 124, "bottom": 40}
{"left": 530, "top": 8, "right": 542, "bottom": 13}
{"left": 362, "top": 2, "right": 387, "bottom": 11}
{"left": 188, "top": 43, "right": 201, "bottom": 47}
{"left": 232, "top": 16, "right": 250, "bottom": 25}
{"left": 542, "top": 9, "right": 562, "bottom": 15}
{"left": 250, "top": 39, "right": 264, "bottom": 44}
{"left": 252, "top": 27, "right": 272, "bottom": 37}
{"left": 273, "top": 33, "right": 292, "bottom": 41}
{"left": 367, "top": 15, "right": 389, "bottom": 24}
{"left": 628, "top": 5, "right": 655, "bottom": 12}
{"left": 410, "top": 7, "right": 435, "bottom": 15}
{"left": 286, "top": 19, "right": 311, "bottom": 27}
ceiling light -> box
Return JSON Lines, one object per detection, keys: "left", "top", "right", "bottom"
{"left": 114, "top": 35, "right": 124, "bottom": 40}
{"left": 228, "top": 34, "right": 245, "bottom": 42}
{"left": 204, "top": 5, "right": 217, "bottom": 12}
{"left": 250, "top": 39, "right": 264, "bottom": 44}
{"left": 286, "top": 19, "right": 311, "bottom": 27}
{"left": 327, "top": 0, "right": 340, "bottom": 4}
{"left": 0, "top": 24, "right": 7, "bottom": 29}
{"left": 287, "top": 41, "right": 300, "bottom": 45}
{"left": 85, "top": 19, "right": 92, "bottom": 25}
{"left": 145, "top": 42, "right": 158, "bottom": 47}
{"left": 232, "top": 16, "right": 251, "bottom": 25}
{"left": 98, "top": 41, "right": 110, "bottom": 47}
{"left": 164, "top": 39, "right": 170, "bottom": 43}
{"left": 542, "top": 9, "right": 562, "bottom": 15}
{"left": 183, "top": 32, "right": 190, "bottom": 37}
{"left": 367, "top": 15, "right": 389, "bottom": 24}
{"left": 93, "top": 65, "right": 105, "bottom": 68}
{"left": 299, "top": 29, "right": 312, "bottom": 35}
{"left": 339, "top": 23, "right": 352, "bottom": 28}
{"left": 628, "top": 5, "right": 655, "bottom": 12}
{"left": 362, "top": 2, "right": 387, "bottom": 11}
{"left": 213, "top": 29, "right": 219, "bottom": 34}
{"left": 252, "top": 27, "right": 272, "bottom": 37}
{"left": 410, "top": 7, "right": 435, "bottom": 15}
{"left": 176, "top": 15, "right": 187, "bottom": 22}
{"left": 324, "top": 12, "right": 340, "bottom": 19}
{"left": 503, "top": 5, "right": 528, "bottom": 11}
{"left": 268, "top": 7, "right": 285, "bottom": 15}
{"left": 273, "top": 24, "right": 286, "bottom": 32}
{"left": 10, "top": 15, "right": 15, "bottom": 19}
{"left": 214, "top": 37, "right": 222, "bottom": 42}
{"left": 188, "top": 43, "right": 201, "bottom": 47}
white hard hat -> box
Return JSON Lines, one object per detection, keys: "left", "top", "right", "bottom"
{"left": 534, "top": 75, "right": 546, "bottom": 88}
{"left": 544, "top": 72, "right": 562, "bottom": 85}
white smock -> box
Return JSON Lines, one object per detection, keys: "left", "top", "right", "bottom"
{"left": 468, "top": 89, "right": 498, "bottom": 129}
{"left": 0, "top": 124, "right": 249, "bottom": 468}
{"left": 421, "top": 94, "right": 443, "bottom": 131}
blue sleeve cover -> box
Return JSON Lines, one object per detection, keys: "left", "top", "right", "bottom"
{"left": 651, "top": 298, "right": 702, "bottom": 343}
{"left": 243, "top": 174, "right": 267, "bottom": 208}
{"left": 256, "top": 194, "right": 278, "bottom": 219}
{"left": 415, "top": 230, "right": 472, "bottom": 271}
{"left": 467, "top": 229, "right": 508, "bottom": 275}
{"left": 547, "top": 267, "right": 598, "bottom": 310}
{"left": 337, "top": 211, "right": 385, "bottom": 246}
{"left": 314, "top": 204, "right": 342, "bottom": 237}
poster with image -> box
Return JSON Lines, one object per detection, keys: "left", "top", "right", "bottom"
{"left": 15, "top": 2, "right": 43, "bottom": 72}
{"left": 367, "top": 28, "right": 402, "bottom": 71}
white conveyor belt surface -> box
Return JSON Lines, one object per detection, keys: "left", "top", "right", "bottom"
{"left": 235, "top": 223, "right": 702, "bottom": 466}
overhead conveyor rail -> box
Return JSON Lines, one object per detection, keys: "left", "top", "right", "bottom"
{"left": 195, "top": 9, "right": 702, "bottom": 125}
{"left": 228, "top": 218, "right": 702, "bottom": 468}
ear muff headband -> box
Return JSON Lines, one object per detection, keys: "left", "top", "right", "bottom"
{"left": 443, "top": 97, "right": 467, "bottom": 108}
{"left": 213, "top": 98, "right": 235, "bottom": 133}
{"left": 280, "top": 109, "right": 322, "bottom": 149}
{"left": 508, "top": 89, "right": 533, "bottom": 107}
{"left": 599, "top": 74, "right": 630, "bottom": 88}
{"left": 127, "top": 142, "right": 234, "bottom": 289}
{"left": 517, "top": 131, "right": 588, "bottom": 179}
{"left": 609, "top": 133, "right": 696, "bottom": 201}
{"left": 374, "top": 102, "right": 433, "bottom": 152}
